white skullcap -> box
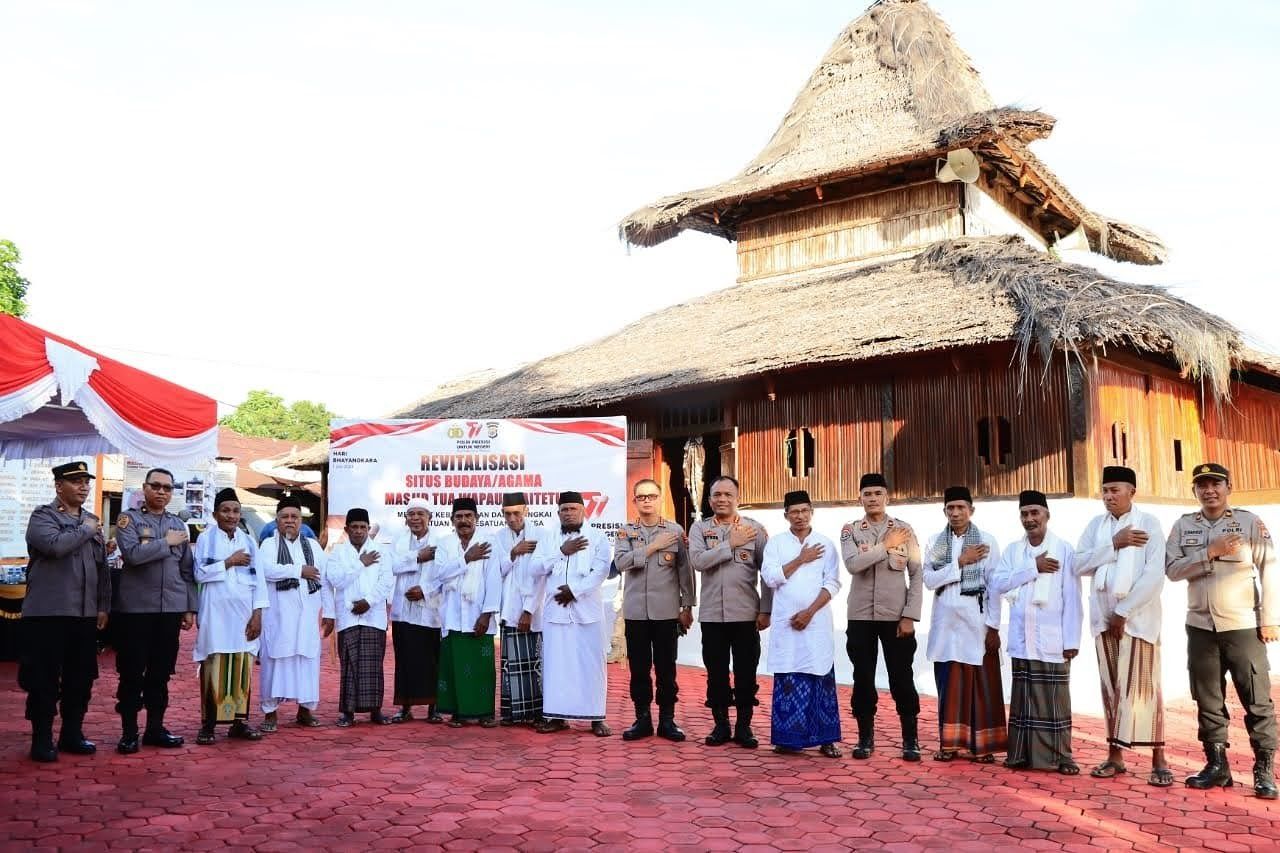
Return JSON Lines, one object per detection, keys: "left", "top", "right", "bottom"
{"left": 406, "top": 498, "right": 431, "bottom": 512}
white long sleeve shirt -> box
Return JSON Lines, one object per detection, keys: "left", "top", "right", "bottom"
{"left": 922, "top": 528, "right": 1002, "bottom": 666}
{"left": 326, "top": 540, "right": 394, "bottom": 633}
{"left": 990, "top": 530, "right": 1082, "bottom": 664}
{"left": 493, "top": 522, "right": 547, "bottom": 626}
{"left": 430, "top": 531, "right": 501, "bottom": 637}
{"left": 193, "top": 525, "right": 268, "bottom": 662}
{"left": 1074, "top": 508, "right": 1166, "bottom": 643}
{"left": 761, "top": 530, "right": 841, "bottom": 676}
{"left": 259, "top": 534, "right": 329, "bottom": 661}
{"left": 529, "top": 525, "right": 610, "bottom": 626}
{"left": 389, "top": 528, "right": 442, "bottom": 628}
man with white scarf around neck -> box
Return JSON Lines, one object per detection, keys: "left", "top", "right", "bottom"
{"left": 531, "top": 491, "right": 613, "bottom": 737}
{"left": 429, "top": 497, "right": 501, "bottom": 727}
{"left": 388, "top": 497, "right": 444, "bottom": 723}
{"left": 1074, "top": 466, "right": 1170, "bottom": 786}
{"left": 990, "top": 490, "right": 1082, "bottom": 775}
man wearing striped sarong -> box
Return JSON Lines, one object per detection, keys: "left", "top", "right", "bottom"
{"left": 494, "top": 492, "right": 547, "bottom": 725}
{"left": 1074, "top": 466, "right": 1171, "bottom": 786}
{"left": 923, "top": 486, "right": 1006, "bottom": 762}
{"left": 328, "top": 508, "right": 394, "bottom": 727}
{"left": 991, "top": 491, "right": 1083, "bottom": 774}
{"left": 192, "top": 488, "right": 266, "bottom": 745}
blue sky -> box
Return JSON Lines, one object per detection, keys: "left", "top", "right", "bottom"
{"left": 2, "top": 0, "right": 1277, "bottom": 416}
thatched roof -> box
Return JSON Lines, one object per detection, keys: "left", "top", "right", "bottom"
{"left": 619, "top": 0, "right": 1164, "bottom": 266}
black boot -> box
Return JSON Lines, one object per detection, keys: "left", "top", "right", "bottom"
{"left": 117, "top": 715, "right": 140, "bottom": 755}
{"left": 1185, "top": 742, "right": 1233, "bottom": 789}
{"left": 705, "top": 707, "right": 732, "bottom": 746}
{"left": 57, "top": 717, "right": 96, "bottom": 755}
{"left": 622, "top": 705, "right": 654, "bottom": 741}
{"left": 1254, "top": 749, "right": 1278, "bottom": 800}
{"left": 733, "top": 707, "right": 758, "bottom": 749}
{"left": 852, "top": 717, "right": 875, "bottom": 760}
{"left": 901, "top": 716, "right": 921, "bottom": 762}
{"left": 656, "top": 708, "right": 686, "bottom": 742}
{"left": 30, "top": 721, "right": 57, "bottom": 763}
{"left": 142, "top": 712, "right": 184, "bottom": 748}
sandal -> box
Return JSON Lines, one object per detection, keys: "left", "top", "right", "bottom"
{"left": 426, "top": 712, "right": 445, "bottom": 724}
{"left": 196, "top": 730, "right": 216, "bottom": 746}
{"left": 389, "top": 709, "right": 413, "bottom": 724}
{"left": 1148, "top": 767, "right": 1174, "bottom": 787}
{"left": 228, "top": 724, "right": 262, "bottom": 741}
{"left": 536, "top": 719, "right": 568, "bottom": 734}
{"left": 1090, "top": 760, "right": 1127, "bottom": 778}
{"left": 336, "top": 715, "right": 354, "bottom": 728}
{"left": 591, "top": 722, "right": 612, "bottom": 738}
{"left": 971, "top": 753, "right": 995, "bottom": 764}
{"left": 933, "top": 750, "right": 958, "bottom": 762}
{"left": 819, "top": 743, "right": 843, "bottom": 759}
{"left": 447, "top": 718, "right": 465, "bottom": 728}
{"left": 480, "top": 718, "right": 498, "bottom": 729}
{"left": 295, "top": 713, "right": 322, "bottom": 728}
{"left": 1058, "top": 761, "right": 1081, "bottom": 776}
{"left": 1003, "top": 757, "right": 1028, "bottom": 769}
{"left": 260, "top": 715, "right": 278, "bottom": 734}
{"left": 772, "top": 745, "right": 802, "bottom": 755}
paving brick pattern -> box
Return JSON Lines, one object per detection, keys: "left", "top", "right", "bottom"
{"left": 2, "top": 633, "right": 1277, "bottom": 851}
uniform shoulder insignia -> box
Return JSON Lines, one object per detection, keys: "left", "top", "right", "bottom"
{"left": 116, "top": 514, "right": 130, "bottom": 529}
{"left": 1259, "top": 519, "right": 1271, "bottom": 540}
{"left": 840, "top": 524, "right": 853, "bottom": 542}
{"left": 616, "top": 529, "right": 627, "bottom": 539}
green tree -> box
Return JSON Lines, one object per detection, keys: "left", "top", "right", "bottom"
{"left": 220, "top": 389, "right": 337, "bottom": 442}
{"left": 0, "top": 239, "right": 31, "bottom": 317}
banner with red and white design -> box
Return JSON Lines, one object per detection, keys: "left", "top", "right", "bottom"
{"left": 326, "top": 417, "right": 626, "bottom": 544}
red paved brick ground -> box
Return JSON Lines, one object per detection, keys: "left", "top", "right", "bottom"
{"left": 1, "top": 633, "right": 1277, "bottom": 851}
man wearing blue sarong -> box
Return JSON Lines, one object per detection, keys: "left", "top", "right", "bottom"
{"left": 761, "top": 490, "right": 843, "bottom": 758}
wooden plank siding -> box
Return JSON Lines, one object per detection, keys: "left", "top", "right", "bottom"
{"left": 734, "top": 357, "right": 1068, "bottom": 504}
{"left": 1204, "top": 382, "right": 1280, "bottom": 490}
{"left": 735, "top": 182, "right": 962, "bottom": 282}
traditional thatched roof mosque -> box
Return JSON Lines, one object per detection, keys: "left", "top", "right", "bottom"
{"left": 291, "top": 0, "right": 1279, "bottom": 517}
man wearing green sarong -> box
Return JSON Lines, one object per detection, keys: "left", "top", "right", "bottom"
{"left": 431, "top": 498, "right": 501, "bottom": 727}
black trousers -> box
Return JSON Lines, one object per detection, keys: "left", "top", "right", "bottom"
{"left": 18, "top": 616, "right": 99, "bottom": 733}
{"left": 700, "top": 620, "right": 760, "bottom": 711}
{"left": 1187, "top": 625, "right": 1277, "bottom": 751}
{"left": 113, "top": 612, "right": 183, "bottom": 728}
{"left": 625, "top": 619, "right": 679, "bottom": 709}
{"left": 846, "top": 619, "right": 920, "bottom": 721}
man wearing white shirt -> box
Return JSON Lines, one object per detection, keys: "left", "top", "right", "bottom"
{"left": 990, "top": 490, "right": 1082, "bottom": 774}
{"left": 328, "top": 508, "right": 394, "bottom": 727}
{"left": 761, "top": 490, "right": 843, "bottom": 758}
{"left": 1074, "top": 466, "right": 1171, "bottom": 786}
{"left": 923, "top": 486, "right": 1005, "bottom": 763}
{"left": 258, "top": 496, "right": 329, "bottom": 732}
{"left": 388, "top": 498, "right": 443, "bottom": 724}
{"left": 192, "top": 488, "right": 267, "bottom": 745}
{"left": 494, "top": 492, "right": 546, "bottom": 725}
{"left": 430, "top": 498, "right": 500, "bottom": 727}
{"left": 531, "top": 491, "right": 612, "bottom": 737}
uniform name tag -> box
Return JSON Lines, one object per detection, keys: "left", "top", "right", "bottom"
{"left": 1180, "top": 532, "right": 1205, "bottom": 547}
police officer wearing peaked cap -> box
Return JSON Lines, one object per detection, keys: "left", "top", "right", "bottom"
{"left": 19, "top": 461, "right": 111, "bottom": 762}
{"left": 1166, "top": 462, "right": 1278, "bottom": 799}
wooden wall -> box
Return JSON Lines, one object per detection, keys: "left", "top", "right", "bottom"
{"left": 733, "top": 353, "right": 1069, "bottom": 505}
{"left": 1204, "top": 382, "right": 1280, "bottom": 491}
{"left": 735, "top": 182, "right": 962, "bottom": 283}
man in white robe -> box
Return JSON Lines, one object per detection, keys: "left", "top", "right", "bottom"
{"left": 193, "top": 488, "right": 267, "bottom": 745}
{"left": 1074, "top": 465, "right": 1170, "bottom": 785}
{"left": 429, "top": 498, "right": 501, "bottom": 727}
{"left": 327, "top": 507, "right": 394, "bottom": 727}
{"left": 761, "top": 490, "right": 843, "bottom": 758}
{"left": 258, "top": 496, "right": 329, "bottom": 731}
{"left": 530, "top": 491, "right": 612, "bottom": 736}
{"left": 990, "top": 490, "right": 1082, "bottom": 774}
{"left": 388, "top": 498, "right": 444, "bottom": 723}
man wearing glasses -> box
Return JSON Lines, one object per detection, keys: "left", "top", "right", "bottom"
{"left": 112, "top": 468, "right": 198, "bottom": 754}
{"left": 612, "top": 479, "right": 695, "bottom": 741}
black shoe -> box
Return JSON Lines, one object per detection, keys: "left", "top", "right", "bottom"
{"left": 1186, "top": 742, "right": 1232, "bottom": 789}
{"left": 902, "top": 740, "right": 922, "bottom": 762}
{"left": 57, "top": 736, "right": 97, "bottom": 755}
{"left": 116, "top": 735, "right": 140, "bottom": 755}
{"left": 705, "top": 707, "right": 732, "bottom": 746}
{"left": 30, "top": 731, "right": 58, "bottom": 763}
{"left": 733, "top": 721, "right": 759, "bottom": 750}
{"left": 142, "top": 729, "right": 185, "bottom": 748}
{"left": 1254, "top": 750, "right": 1278, "bottom": 800}
{"left": 622, "top": 715, "right": 654, "bottom": 741}
{"left": 656, "top": 715, "right": 686, "bottom": 742}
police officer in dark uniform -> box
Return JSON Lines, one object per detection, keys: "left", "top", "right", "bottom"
{"left": 1166, "top": 463, "right": 1278, "bottom": 799}
{"left": 111, "top": 467, "right": 198, "bottom": 753}
{"left": 19, "top": 460, "right": 111, "bottom": 762}
{"left": 612, "top": 479, "right": 695, "bottom": 741}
